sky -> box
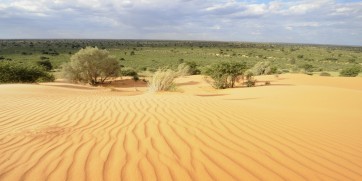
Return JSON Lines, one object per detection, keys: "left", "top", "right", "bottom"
{"left": 0, "top": 0, "right": 361, "bottom": 46}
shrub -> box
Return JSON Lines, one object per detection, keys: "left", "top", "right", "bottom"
{"left": 250, "top": 61, "right": 274, "bottom": 75}
{"left": 62, "top": 47, "right": 120, "bottom": 85}
{"left": 120, "top": 67, "right": 138, "bottom": 76}
{"left": 300, "top": 63, "right": 314, "bottom": 72}
{"left": 177, "top": 63, "right": 191, "bottom": 76}
{"left": 340, "top": 66, "right": 360, "bottom": 77}
{"left": 148, "top": 69, "right": 178, "bottom": 92}
{"left": 204, "top": 61, "right": 247, "bottom": 89}
{"left": 320, "top": 72, "right": 331, "bottom": 76}
{"left": 0, "top": 61, "right": 54, "bottom": 83}
{"left": 184, "top": 61, "right": 201, "bottom": 75}
{"left": 36, "top": 59, "right": 53, "bottom": 71}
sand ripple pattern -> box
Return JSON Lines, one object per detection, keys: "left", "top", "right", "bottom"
{"left": 0, "top": 84, "right": 362, "bottom": 181}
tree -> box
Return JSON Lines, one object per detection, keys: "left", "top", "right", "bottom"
{"left": 204, "top": 61, "right": 247, "bottom": 89}
{"left": 0, "top": 61, "right": 54, "bottom": 83}
{"left": 62, "top": 47, "right": 120, "bottom": 85}
{"left": 340, "top": 66, "right": 360, "bottom": 77}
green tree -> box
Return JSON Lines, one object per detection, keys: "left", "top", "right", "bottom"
{"left": 62, "top": 47, "right": 120, "bottom": 85}
{"left": 0, "top": 62, "right": 54, "bottom": 83}
{"left": 204, "top": 61, "right": 247, "bottom": 89}
{"left": 340, "top": 66, "right": 360, "bottom": 77}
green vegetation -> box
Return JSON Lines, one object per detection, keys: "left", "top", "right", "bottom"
{"left": 61, "top": 47, "right": 120, "bottom": 85}
{"left": 340, "top": 66, "right": 361, "bottom": 77}
{"left": 204, "top": 61, "right": 247, "bottom": 89}
{"left": 1, "top": 40, "right": 361, "bottom": 86}
{"left": 320, "top": 72, "right": 331, "bottom": 76}
{"left": 250, "top": 61, "right": 276, "bottom": 75}
{"left": 0, "top": 61, "right": 54, "bottom": 83}
{"left": 36, "top": 59, "right": 53, "bottom": 71}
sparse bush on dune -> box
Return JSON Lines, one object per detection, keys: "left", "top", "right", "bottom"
{"left": 250, "top": 61, "right": 276, "bottom": 75}
{"left": 36, "top": 59, "right": 53, "bottom": 71}
{"left": 320, "top": 72, "right": 331, "bottom": 76}
{"left": 120, "top": 67, "right": 138, "bottom": 76}
{"left": 244, "top": 70, "right": 256, "bottom": 87}
{"left": 177, "top": 63, "right": 191, "bottom": 76}
{"left": 0, "top": 61, "right": 54, "bottom": 83}
{"left": 204, "top": 61, "right": 247, "bottom": 89}
{"left": 340, "top": 66, "right": 360, "bottom": 77}
{"left": 61, "top": 47, "right": 120, "bottom": 85}
{"left": 148, "top": 69, "right": 178, "bottom": 92}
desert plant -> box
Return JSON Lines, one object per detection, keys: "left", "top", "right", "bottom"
{"left": 36, "top": 59, "right": 53, "bottom": 71}
{"left": 177, "top": 63, "right": 191, "bottom": 76}
{"left": 148, "top": 69, "right": 178, "bottom": 92}
{"left": 62, "top": 47, "right": 120, "bottom": 85}
{"left": 184, "top": 61, "right": 201, "bottom": 75}
{"left": 320, "top": 72, "right": 331, "bottom": 76}
{"left": 300, "top": 63, "right": 314, "bottom": 72}
{"left": 340, "top": 66, "right": 360, "bottom": 77}
{"left": 250, "top": 61, "right": 274, "bottom": 75}
{"left": 120, "top": 67, "right": 138, "bottom": 76}
{"left": 0, "top": 61, "right": 54, "bottom": 83}
{"left": 204, "top": 61, "right": 247, "bottom": 89}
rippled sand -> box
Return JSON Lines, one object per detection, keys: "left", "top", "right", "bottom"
{"left": 0, "top": 74, "right": 361, "bottom": 181}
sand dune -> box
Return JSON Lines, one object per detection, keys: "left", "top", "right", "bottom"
{"left": 1, "top": 74, "right": 362, "bottom": 181}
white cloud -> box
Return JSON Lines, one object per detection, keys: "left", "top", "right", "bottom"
{"left": 0, "top": 0, "right": 361, "bottom": 45}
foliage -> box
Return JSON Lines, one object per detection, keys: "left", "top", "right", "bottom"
{"left": 177, "top": 63, "right": 191, "bottom": 76}
{"left": 120, "top": 67, "right": 138, "bottom": 76}
{"left": 0, "top": 61, "right": 54, "bottom": 83}
{"left": 340, "top": 66, "right": 360, "bottom": 77}
{"left": 36, "top": 59, "right": 53, "bottom": 71}
{"left": 244, "top": 70, "right": 256, "bottom": 87}
{"left": 184, "top": 61, "right": 201, "bottom": 75}
{"left": 148, "top": 69, "right": 178, "bottom": 92}
{"left": 204, "top": 61, "right": 247, "bottom": 89}
{"left": 250, "top": 61, "right": 275, "bottom": 75}
{"left": 320, "top": 72, "right": 331, "bottom": 76}
{"left": 300, "top": 63, "right": 314, "bottom": 72}
{"left": 62, "top": 47, "right": 120, "bottom": 85}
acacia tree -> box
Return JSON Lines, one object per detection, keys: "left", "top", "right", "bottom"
{"left": 204, "top": 61, "right": 247, "bottom": 89}
{"left": 62, "top": 47, "right": 120, "bottom": 85}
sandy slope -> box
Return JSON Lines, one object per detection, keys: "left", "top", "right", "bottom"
{"left": 0, "top": 74, "right": 362, "bottom": 181}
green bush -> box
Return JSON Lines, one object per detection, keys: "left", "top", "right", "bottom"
{"left": 300, "top": 63, "right": 314, "bottom": 72}
{"left": 320, "top": 72, "right": 331, "bottom": 76}
{"left": 340, "top": 66, "right": 360, "bottom": 77}
{"left": 62, "top": 47, "right": 120, "bottom": 85}
{"left": 36, "top": 59, "right": 53, "bottom": 71}
{"left": 120, "top": 67, "right": 138, "bottom": 76}
{"left": 250, "top": 61, "right": 274, "bottom": 75}
{"left": 0, "top": 61, "right": 54, "bottom": 83}
{"left": 184, "top": 61, "right": 201, "bottom": 75}
{"left": 204, "top": 61, "right": 247, "bottom": 89}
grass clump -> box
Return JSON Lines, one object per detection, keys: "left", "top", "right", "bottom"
{"left": 148, "top": 69, "right": 178, "bottom": 92}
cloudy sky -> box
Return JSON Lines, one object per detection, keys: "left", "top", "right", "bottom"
{"left": 0, "top": 0, "right": 361, "bottom": 45}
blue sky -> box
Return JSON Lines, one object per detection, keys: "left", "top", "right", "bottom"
{"left": 0, "top": 0, "right": 361, "bottom": 46}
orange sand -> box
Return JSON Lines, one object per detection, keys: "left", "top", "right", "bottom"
{"left": 0, "top": 74, "right": 361, "bottom": 180}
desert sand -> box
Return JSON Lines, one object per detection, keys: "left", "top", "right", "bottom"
{"left": 0, "top": 74, "right": 362, "bottom": 181}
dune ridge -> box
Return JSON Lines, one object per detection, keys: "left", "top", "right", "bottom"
{"left": 1, "top": 74, "right": 362, "bottom": 181}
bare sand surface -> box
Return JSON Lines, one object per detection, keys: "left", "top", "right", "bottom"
{"left": 0, "top": 74, "right": 362, "bottom": 181}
